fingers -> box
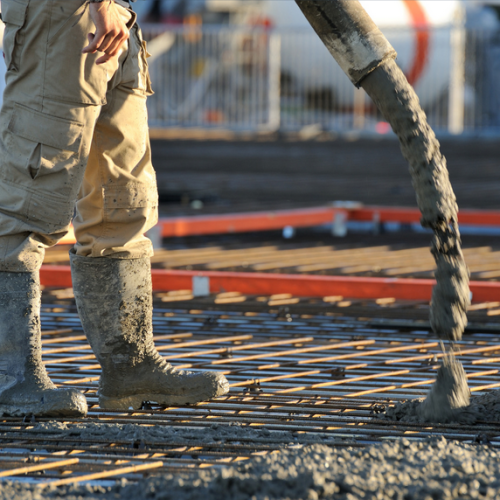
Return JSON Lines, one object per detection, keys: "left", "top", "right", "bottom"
{"left": 98, "top": 30, "right": 129, "bottom": 55}
{"left": 104, "top": 32, "right": 128, "bottom": 56}
{"left": 95, "top": 52, "right": 113, "bottom": 66}
{"left": 82, "top": 31, "right": 106, "bottom": 54}
{"left": 85, "top": 2, "right": 129, "bottom": 64}
{"left": 95, "top": 31, "right": 129, "bottom": 65}
{"left": 83, "top": 30, "right": 128, "bottom": 64}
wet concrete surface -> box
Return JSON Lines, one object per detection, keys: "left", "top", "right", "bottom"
{"left": 2, "top": 434, "right": 500, "bottom": 500}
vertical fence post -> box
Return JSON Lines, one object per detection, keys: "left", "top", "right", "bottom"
{"left": 448, "top": 5, "right": 466, "bottom": 135}
{"left": 266, "top": 32, "right": 281, "bottom": 131}
{"left": 353, "top": 87, "right": 366, "bottom": 129}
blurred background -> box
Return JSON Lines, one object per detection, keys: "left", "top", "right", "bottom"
{"left": 117, "top": 0, "right": 500, "bottom": 218}
{"left": 3, "top": 0, "right": 500, "bottom": 134}
{"left": 1, "top": 0, "right": 499, "bottom": 216}
{"left": 132, "top": 0, "right": 500, "bottom": 135}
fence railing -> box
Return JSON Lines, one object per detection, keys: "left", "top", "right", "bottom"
{"left": 142, "top": 25, "right": 500, "bottom": 135}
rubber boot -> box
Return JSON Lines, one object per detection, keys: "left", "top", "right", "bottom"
{"left": 70, "top": 254, "right": 230, "bottom": 410}
{"left": 0, "top": 272, "right": 88, "bottom": 417}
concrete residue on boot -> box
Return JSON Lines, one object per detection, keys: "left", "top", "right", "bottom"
{"left": 361, "top": 59, "right": 470, "bottom": 342}
{"left": 70, "top": 254, "right": 229, "bottom": 410}
{"left": 0, "top": 272, "right": 87, "bottom": 418}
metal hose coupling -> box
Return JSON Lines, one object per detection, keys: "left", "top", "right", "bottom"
{"left": 295, "top": 0, "right": 397, "bottom": 87}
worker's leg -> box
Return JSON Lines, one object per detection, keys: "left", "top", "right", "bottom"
{"left": 72, "top": 21, "right": 157, "bottom": 260}
{"left": 0, "top": 272, "right": 87, "bottom": 417}
{"left": 0, "top": 0, "right": 120, "bottom": 416}
{"left": 71, "top": 22, "right": 229, "bottom": 409}
{"left": 0, "top": 0, "right": 108, "bottom": 272}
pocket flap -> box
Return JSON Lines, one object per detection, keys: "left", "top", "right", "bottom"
{"left": 8, "top": 104, "right": 84, "bottom": 153}
{"left": 1, "top": 0, "right": 29, "bottom": 27}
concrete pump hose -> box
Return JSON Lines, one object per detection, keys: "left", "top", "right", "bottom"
{"left": 295, "top": 0, "right": 470, "bottom": 341}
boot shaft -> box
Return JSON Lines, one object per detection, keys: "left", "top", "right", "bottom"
{"left": 70, "top": 255, "right": 229, "bottom": 409}
{"left": 0, "top": 272, "right": 88, "bottom": 417}
{"left": 70, "top": 254, "right": 156, "bottom": 372}
{"left": 0, "top": 272, "right": 43, "bottom": 379}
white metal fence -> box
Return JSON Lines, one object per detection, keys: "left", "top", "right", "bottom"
{"left": 142, "top": 25, "right": 500, "bottom": 135}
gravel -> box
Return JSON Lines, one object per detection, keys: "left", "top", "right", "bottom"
{"left": 1, "top": 433, "right": 500, "bottom": 500}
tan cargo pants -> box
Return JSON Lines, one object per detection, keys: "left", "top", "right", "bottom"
{"left": 0, "top": 0, "right": 158, "bottom": 273}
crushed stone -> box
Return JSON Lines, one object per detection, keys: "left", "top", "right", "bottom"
{"left": 2, "top": 437, "right": 500, "bottom": 499}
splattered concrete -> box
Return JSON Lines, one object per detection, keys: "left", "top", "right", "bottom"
{"left": 383, "top": 389, "right": 500, "bottom": 425}
{"left": 418, "top": 352, "right": 471, "bottom": 423}
{"left": 2, "top": 436, "right": 500, "bottom": 499}
{"left": 26, "top": 420, "right": 311, "bottom": 447}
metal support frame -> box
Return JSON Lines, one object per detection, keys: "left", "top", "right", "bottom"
{"left": 40, "top": 265, "right": 500, "bottom": 303}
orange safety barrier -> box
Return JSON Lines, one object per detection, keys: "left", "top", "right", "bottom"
{"left": 349, "top": 207, "right": 500, "bottom": 226}
{"left": 55, "top": 206, "right": 500, "bottom": 245}
{"left": 40, "top": 266, "right": 500, "bottom": 303}
{"left": 158, "top": 207, "right": 341, "bottom": 237}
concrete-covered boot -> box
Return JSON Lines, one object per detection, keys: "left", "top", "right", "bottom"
{"left": 0, "top": 272, "right": 88, "bottom": 417}
{"left": 70, "top": 254, "right": 229, "bottom": 410}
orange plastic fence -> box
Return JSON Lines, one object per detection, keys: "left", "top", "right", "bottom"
{"left": 40, "top": 266, "right": 500, "bottom": 303}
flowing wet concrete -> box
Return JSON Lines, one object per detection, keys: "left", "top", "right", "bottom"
{"left": 361, "top": 59, "right": 470, "bottom": 344}
{"left": 417, "top": 353, "right": 471, "bottom": 423}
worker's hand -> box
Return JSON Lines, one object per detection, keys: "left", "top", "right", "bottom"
{"left": 83, "top": 1, "right": 129, "bottom": 65}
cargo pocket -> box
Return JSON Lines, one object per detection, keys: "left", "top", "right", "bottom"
{"left": 103, "top": 181, "right": 158, "bottom": 227}
{"left": 1, "top": 0, "right": 29, "bottom": 72}
{"left": 120, "top": 29, "right": 154, "bottom": 97}
{"left": 0, "top": 175, "right": 75, "bottom": 236}
{"left": 9, "top": 103, "right": 83, "bottom": 154}
{"left": 7, "top": 103, "right": 84, "bottom": 231}
{"left": 44, "top": 1, "right": 108, "bottom": 105}
{"left": 27, "top": 189, "right": 76, "bottom": 234}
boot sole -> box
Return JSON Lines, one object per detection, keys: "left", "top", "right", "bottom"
{"left": 0, "top": 401, "right": 87, "bottom": 418}
{"left": 99, "top": 382, "right": 230, "bottom": 410}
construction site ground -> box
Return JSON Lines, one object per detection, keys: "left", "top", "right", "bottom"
{"left": 2, "top": 138, "right": 500, "bottom": 498}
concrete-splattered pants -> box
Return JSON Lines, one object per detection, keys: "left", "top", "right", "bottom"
{"left": 0, "top": 0, "right": 158, "bottom": 273}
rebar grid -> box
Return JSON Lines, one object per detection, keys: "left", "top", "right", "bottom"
{"left": 1, "top": 289, "right": 500, "bottom": 485}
